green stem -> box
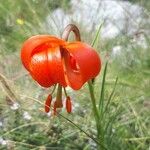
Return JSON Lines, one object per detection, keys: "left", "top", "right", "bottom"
{"left": 88, "top": 80, "right": 107, "bottom": 150}
{"left": 88, "top": 80, "right": 100, "bottom": 136}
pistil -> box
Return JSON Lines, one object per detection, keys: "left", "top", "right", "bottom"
{"left": 54, "top": 84, "right": 63, "bottom": 115}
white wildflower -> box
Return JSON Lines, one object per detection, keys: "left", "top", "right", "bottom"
{"left": 23, "top": 111, "right": 32, "bottom": 120}
{"left": 112, "top": 46, "right": 122, "bottom": 57}
{"left": 112, "top": 128, "right": 116, "bottom": 133}
{"left": 0, "top": 137, "right": 7, "bottom": 145}
{"left": 10, "top": 103, "right": 20, "bottom": 110}
{"left": 0, "top": 121, "right": 3, "bottom": 127}
{"left": 74, "top": 102, "right": 79, "bottom": 108}
{"left": 47, "top": 112, "right": 51, "bottom": 117}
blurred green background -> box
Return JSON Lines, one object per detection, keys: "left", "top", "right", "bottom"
{"left": 0, "top": 0, "right": 150, "bottom": 149}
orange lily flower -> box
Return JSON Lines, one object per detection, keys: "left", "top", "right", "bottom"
{"left": 21, "top": 35, "right": 101, "bottom": 90}
{"left": 21, "top": 25, "right": 101, "bottom": 114}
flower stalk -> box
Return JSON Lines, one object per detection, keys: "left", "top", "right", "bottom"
{"left": 88, "top": 80, "right": 100, "bottom": 129}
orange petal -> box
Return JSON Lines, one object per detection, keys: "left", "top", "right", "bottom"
{"left": 62, "top": 42, "right": 101, "bottom": 90}
{"left": 45, "top": 94, "right": 52, "bottom": 113}
{"left": 21, "top": 35, "right": 64, "bottom": 71}
{"left": 30, "top": 50, "right": 54, "bottom": 87}
{"left": 47, "top": 47, "right": 67, "bottom": 87}
{"left": 21, "top": 35, "right": 67, "bottom": 87}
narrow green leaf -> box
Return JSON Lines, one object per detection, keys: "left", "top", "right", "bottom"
{"left": 91, "top": 22, "right": 103, "bottom": 48}
{"left": 91, "top": 22, "right": 103, "bottom": 83}
{"left": 99, "top": 62, "right": 108, "bottom": 113}
{"left": 104, "top": 107, "right": 122, "bottom": 134}
{"left": 104, "top": 77, "right": 118, "bottom": 114}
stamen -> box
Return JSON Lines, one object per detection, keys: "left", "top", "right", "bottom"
{"left": 44, "top": 84, "right": 57, "bottom": 113}
{"left": 66, "top": 96, "right": 72, "bottom": 113}
{"left": 63, "top": 87, "right": 68, "bottom": 97}
{"left": 51, "top": 84, "right": 57, "bottom": 95}
{"left": 44, "top": 94, "right": 52, "bottom": 113}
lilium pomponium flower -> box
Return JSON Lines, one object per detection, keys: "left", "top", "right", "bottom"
{"left": 21, "top": 24, "right": 101, "bottom": 115}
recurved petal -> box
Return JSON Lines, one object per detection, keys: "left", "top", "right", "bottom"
{"left": 21, "top": 35, "right": 64, "bottom": 71}
{"left": 62, "top": 42, "right": 101, "bottom": 90}
{"left": 21, "top": 35, "right": 67, "bottom": 88}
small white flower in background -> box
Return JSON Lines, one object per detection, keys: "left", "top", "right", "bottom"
{"left": 74, "top": 102, "right": 79, "bottom": 108}
{"left": 0, "top": 121, "right": 3, "bottom": 127}
{"left": 0, "top": 137, "right": 7, "bottom": 145}
{"left": 47, "top": 112, "right": 51, "bottom": 117}
{"left": 10, "top": 103, "right": 20, "bottom": 110}
{"left": 111, "top": 46, "right": 122, "bottom": 57}
{"left": 132, "top": 34, "right": 148, "bottom": 49}
{"left": 89, "top": 138, "right": 97, "bottom": 148}
{"left": 23, "top": 111, "right": 32, "bottom": 120}
{"left": 83, "top": 109, "right": 87, "bottom": 113}
{"left": 112, "top": 128, "right": 116, "bottom": 133}
{"left": 72, "top": 102, "right": 79, "bottom": 111}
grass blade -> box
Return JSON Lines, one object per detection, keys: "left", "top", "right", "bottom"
{"left": 99, "top": 61, "right": 108, "bottom": 114}
{"left": 91, "top": 22, "right": 103, "bottom": 47}
{"left": 104, "top": 77, "right": 118, "bottom": 114}
{"left": 91, "top": 22, "right": 103, "bottom": 83}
